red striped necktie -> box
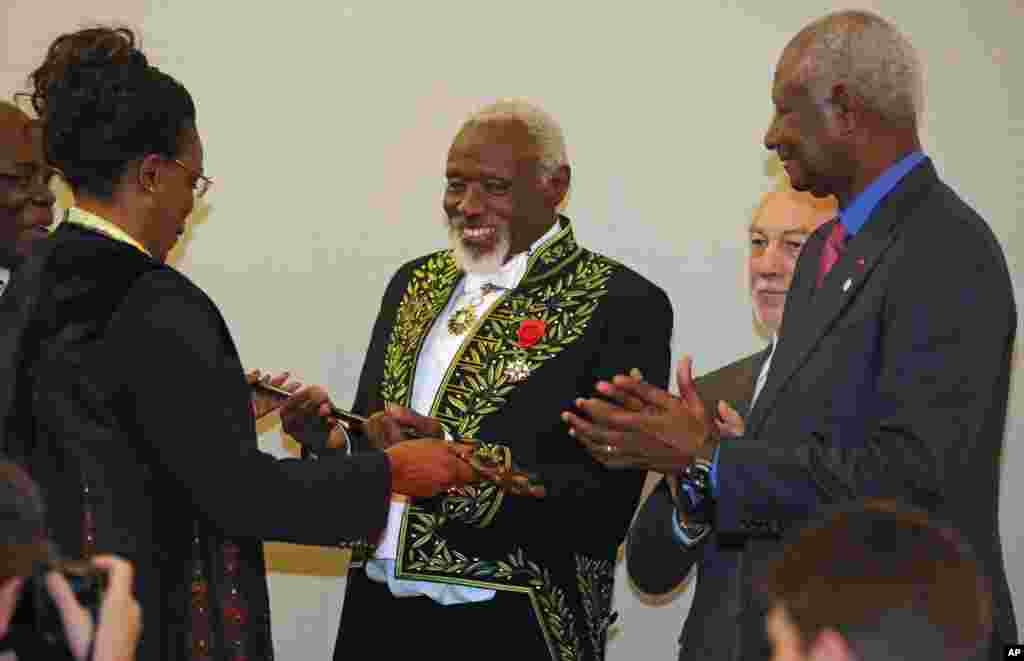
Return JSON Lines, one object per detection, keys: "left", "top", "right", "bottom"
{"left": 816, "top": 219, "right": 847, "bottom": 288}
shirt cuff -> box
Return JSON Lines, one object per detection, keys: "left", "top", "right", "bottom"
{"left": 710, "top": 445, "right": 721, "bottom": 496}
{"left": 340, "top": 423, "right": 353, "bottom": 456}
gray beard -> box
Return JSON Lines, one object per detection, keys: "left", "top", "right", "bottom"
{"left": 446, "top": 216, "right": 511, "bottom": 274}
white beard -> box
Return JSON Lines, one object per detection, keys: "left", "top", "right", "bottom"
{"left": 446, "top": 215, "right": 512, "bottom": 274}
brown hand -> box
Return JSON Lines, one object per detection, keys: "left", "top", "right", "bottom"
{"left": 447, "top": 439, "right": 547, "bottom": 498}
{"left": 715, "top": 400, "right": 745, "bottom": 438}
{"left": 562, "top": 356, "right": 713, "bottom": 472}
{"left": 366, "top": 404, "right": 443, "bottom": 449}
{"left": 280, "top": 384, "right": 345, "bottom": 451}
{"left": 247, "top": 369, "right": 301, "bottom": 420}
{"left": 385, "top": 438, "right": 476, "bottom": 497}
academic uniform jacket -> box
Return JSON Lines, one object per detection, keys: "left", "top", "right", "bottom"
{"left": 1, "top": 224, "right": 392, "bottom": 660}
{"left": 336, "top": 217, "right": 673, "bottom": 661}
{"left": 634, "top": 160, "right": 1016, "bottom": 660}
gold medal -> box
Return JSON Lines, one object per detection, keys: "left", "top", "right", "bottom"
{"left": 447, "top": 283, "right": 501, "bottom": 336}
{"left": 447, "top": 307, "right": 478, "bottom": 335}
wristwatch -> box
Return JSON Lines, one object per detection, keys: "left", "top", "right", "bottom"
{"left": 677, "top": 459, "right": 715, "bottom": 526}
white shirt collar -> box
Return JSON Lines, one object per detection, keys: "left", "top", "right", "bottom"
{"left": 462, "top": 219, "right": 561, "bottom": 293}
{"left": 0, "top": 265, "right": 10, "bottom": 298}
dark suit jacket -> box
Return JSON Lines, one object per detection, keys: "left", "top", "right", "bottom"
{"left": 338, "top": 217, "right": 673, "bottom": 661}
{"left": 629, "top": 159, "right": 1017, "bottom": 661}
{"left": 1, "top": 224, "right": 392, "bottom": 660}
{"left": 627, "top": 349, "right": 767, "bottom": 590}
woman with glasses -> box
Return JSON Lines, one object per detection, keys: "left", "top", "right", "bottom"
{"left": 6, "top": 26, "right": 470, "bottom": 661}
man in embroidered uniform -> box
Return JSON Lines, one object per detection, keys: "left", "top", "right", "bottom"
{"left": 332, "top": 99, "right": 673, "bottom": 661}
{"left": 566, "top": 11, "right": 1016, "bottom": 660}
{"left": 0, "top": 101, "right": 55, "bottom": 297}
{"left": 623, "top": 188, "right": 835, "bottom": 601}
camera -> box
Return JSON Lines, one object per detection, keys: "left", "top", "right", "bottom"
{"left": 0, "top": 560, "right": 107, "bottom": 656}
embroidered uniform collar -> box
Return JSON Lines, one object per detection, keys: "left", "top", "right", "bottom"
{"left": 462, "top": 219, "right": 561, "bottom": 293}
{"left": 64, "top": 207, "right": 152, "bottom": 258}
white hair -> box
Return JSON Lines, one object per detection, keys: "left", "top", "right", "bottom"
{"left": 792, "top": 10, "right": 923, "bottom": 123}
{"left": 462, "top": 98, "right": 569, "bottom": 177}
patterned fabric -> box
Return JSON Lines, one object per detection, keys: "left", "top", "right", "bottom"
{"left": 575, "top": 554, "right": 617, "bottom": 660}
{"left": 339, "top": 215, "right": 671, "bottom": 661}
{"left": 373, "top": 221, "right": 620, "bottom": 660}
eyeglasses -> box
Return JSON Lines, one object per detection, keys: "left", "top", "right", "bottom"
{"left": 169, "top": 158, "right": 213, "bottom": 198}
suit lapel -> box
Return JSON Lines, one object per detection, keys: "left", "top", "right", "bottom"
{"left": 745, "top": 160, "right": 938, "bottom": 436}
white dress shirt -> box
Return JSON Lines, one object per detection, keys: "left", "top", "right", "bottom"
{"left": 366, "top": 221, "right": 562, "bottom": 604}
{"left": 749, "top": 333, "right": 778, "bottom": 410}
{"left": 0, "top": 266, "right": 10, "bottom": 298}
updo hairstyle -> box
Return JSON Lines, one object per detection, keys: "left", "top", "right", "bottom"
{"left": 27, "top": 27, "right": 196, "bottom": 199}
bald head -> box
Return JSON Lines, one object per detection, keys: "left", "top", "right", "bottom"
{"left": 0, "top": 102, "right": 34, "bottom": 160}
{"left": 749, "top": 190, "right": 837, "bottom": 332}
{"left": 784, "top": 11, "right": 922, "bottom": 125}
{"left": 0, "top": 101, "right": 55, "bottom": 263}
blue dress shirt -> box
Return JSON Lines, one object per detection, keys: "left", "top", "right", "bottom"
{"left": 706, "top": 150, "right": 928, "bottom": 496}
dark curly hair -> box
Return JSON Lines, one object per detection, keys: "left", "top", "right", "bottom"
{"left": 27, "top": 27, "right": 196, "bottom": 199}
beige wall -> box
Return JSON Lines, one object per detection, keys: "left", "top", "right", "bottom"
{"left": 3, "top": 1, "right": 1021, "bottom": 658}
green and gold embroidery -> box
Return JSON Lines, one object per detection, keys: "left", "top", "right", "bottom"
{"left": 401, "top": 521, "right": 582, "bottom": 661}
{"left": 439, "top": 441, "right": 510, "bottom": 527}
{"left": 538, "top": 233, "right": 578, "bottom": 266}
{"left": 429, "top": 251, "right": 615, "bottom": 527}
{"left": 377, "top": 221, "right": 619, "bottom": 661}
{"left": 380, "top": 253, "right": 460, "bottom": 404}
{"left": 575, "top": 554, "right": 616, "bottom": 660}
{"left": 435, "top": 253, "right": 616, "bottom": 440}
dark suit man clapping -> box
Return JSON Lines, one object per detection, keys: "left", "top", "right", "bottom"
{"left": 565, "top": 10, "right": 1016, "bottom": 660}
{"left": 622, "top": 187, "right": 834, "bottom": 607}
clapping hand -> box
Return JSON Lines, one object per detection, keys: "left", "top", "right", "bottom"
{"left": 563, "top": 357, "right": 716, "bottom": 472}
{"left": 715, "top": 400, "right": 745, "bottom": 438}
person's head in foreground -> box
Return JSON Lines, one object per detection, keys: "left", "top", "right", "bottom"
{"left": 0, "top": 458, "right": 141, "bottom": 660}
{"left": 764, "top": 500, "right": 992, "bottom": 661}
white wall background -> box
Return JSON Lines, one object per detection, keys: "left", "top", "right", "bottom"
{"left": 3, "top": 1, "right": 1021, "bottom": 657}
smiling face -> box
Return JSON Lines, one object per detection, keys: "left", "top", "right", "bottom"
{"left": 443, "top": 117, "right": 566, "bottom": 273}
{"left": 764, "top": 45, "right": 856, "bottom": 199}
{"left": 748, "top": 190, "right": 836, "bottom": 331}
{"left": 0, "top": 107, "right": 56, "bottom": 261}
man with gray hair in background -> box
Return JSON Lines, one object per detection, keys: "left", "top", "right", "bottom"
{"left": 330, "top": 98, "right": 673, "bottom": 661}
{"left": 565, "top": 10, "right": 1016, "bottom": 659}
{"left": 625, "top": 186, "right": 835, "bottom": 618}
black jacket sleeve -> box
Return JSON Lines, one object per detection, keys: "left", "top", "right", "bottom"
{"left": 107, "top": 271, "right": 392, "bottom": 545}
